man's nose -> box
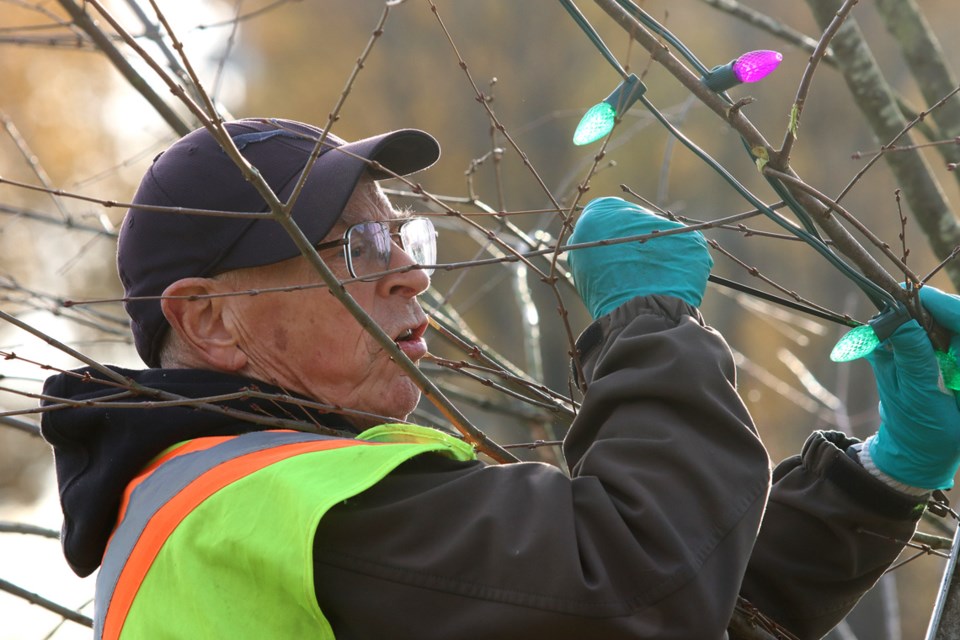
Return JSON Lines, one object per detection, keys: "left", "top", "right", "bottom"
{"left": 378, "top": 240, "right": 430, "bottom": 297}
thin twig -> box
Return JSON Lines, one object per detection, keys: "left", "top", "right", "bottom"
{"left": 425, "top": 355, "right": 576, "bottom": 416}
{"left": 764, "top": 167, "right": 921, "bottom": 286}
{"left": 0, "top": 522, "right": 60, "bottom": 539}
{"left": 426, "top": 2, "right": 587, "bottom": 392}
{"left": 0, "top": 578, "right": 92, "bottom": 628}
{"left": 834, "top": 83, "right": 960, "bottom": 206}
{"left": 778, "top": 0, "right": 857, "bottom": 161}
{"left": 923, "top": 245, "right": 960, "bottom": 284}
{"left": 427, "top": 357, "right": 567, "bottom": 414}
{"left": 0, "top": 110, "right": 73, "bottom": 223}
{"left": 707, "top": 240, "right": 849, "bottom": 321}
{"left": 191, "top": 0, "right": 299, "bottom": 31}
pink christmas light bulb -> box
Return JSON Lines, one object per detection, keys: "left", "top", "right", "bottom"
{"left": 732, "top": 50, "right": 783, "bottom": 83}
{"left": 701, "top": 50, "right": 783, "bottom": 92}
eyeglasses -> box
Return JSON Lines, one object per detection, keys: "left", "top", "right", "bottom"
{"left": 315, "top": 217, "right": 437, "bottom": 281}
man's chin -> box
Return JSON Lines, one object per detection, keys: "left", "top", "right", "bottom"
{"left": 388, "top": 385, "right": 422, "bottom": 423}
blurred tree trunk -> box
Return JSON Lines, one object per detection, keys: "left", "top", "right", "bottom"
{"left": 875, "top": 0, "right": 960, "bottom": 173}
{"left": 805, "top": 0, "right": 960, "bottom": 287}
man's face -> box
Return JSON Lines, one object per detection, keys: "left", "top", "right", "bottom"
{"left": 225, "top": 179, "right": 431, "bottom": 428}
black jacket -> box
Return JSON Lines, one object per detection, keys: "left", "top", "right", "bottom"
{"left": 41, "top": 296, "right": 926, "bottom": 639}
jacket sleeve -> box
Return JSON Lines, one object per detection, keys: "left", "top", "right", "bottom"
{"left": 312, "top": 296, "right": 771, "bottom": 639}
{"left": 739, "top": 430, "right": 927, "bottom": 639}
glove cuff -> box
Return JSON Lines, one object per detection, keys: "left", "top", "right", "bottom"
{"left": 855, "top": 437, "right": 929, "bottom": 497}
{"left": 868, "top": 429, "right": 960, "bottom": 490}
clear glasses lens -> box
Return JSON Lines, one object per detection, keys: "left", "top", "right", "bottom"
{"left": 346, "top": 222, "right": 391, "bottom": 279}
{"left": 400, "top": 218, "right": 436, "bottom": 276}
{"left": 345, "top": 218, "right": 435, "bottom": 280}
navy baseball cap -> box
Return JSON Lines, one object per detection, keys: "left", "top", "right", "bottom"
{"left": 117, "top": 117, "right": 440, "bottom": 367}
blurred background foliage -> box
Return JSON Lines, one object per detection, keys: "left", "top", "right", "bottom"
{"left": 2, "top": 0, "right": 960, "bottom": 637}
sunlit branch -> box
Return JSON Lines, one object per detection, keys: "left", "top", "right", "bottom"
{"left": 417, "top": 377, "right": 559, "bottom": 424}
{"left": 732, "top": 348, "right": 844, "bottom": 428}
{"left": 425, "top": 300, "right": 578, "bottom": 415}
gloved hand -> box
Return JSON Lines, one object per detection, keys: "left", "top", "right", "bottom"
{"left": 567, "top": 197, "right": 713, "bottom": 319}
{"left": 865, "top": 286, "right": 960, "bottom": 489}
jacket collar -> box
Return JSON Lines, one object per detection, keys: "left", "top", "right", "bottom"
{"left": 40, "top": 365, "right": 356, "bottom": 577}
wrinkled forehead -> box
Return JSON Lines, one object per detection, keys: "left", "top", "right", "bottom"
{"left": 335, "top": 179, "right": 408, "bottom": 229}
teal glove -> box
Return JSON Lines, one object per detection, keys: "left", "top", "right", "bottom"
{"left": 567, "top": 197, "right": 713, "bottom": 319}
{"left": 865, "top": 286, "right": 960, "bottom": 489}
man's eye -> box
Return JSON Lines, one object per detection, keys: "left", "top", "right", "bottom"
{"left": 350, "top": 242, "right": 368, "bottom": 261}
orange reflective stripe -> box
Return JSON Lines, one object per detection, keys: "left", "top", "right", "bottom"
{"left": 102, "top": 437, "right": 369, "bottom": 640}
{"left": 113, "top": 435, "right": 235, "bottom": 529}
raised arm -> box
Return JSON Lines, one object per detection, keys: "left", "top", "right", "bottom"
{"left": 312, "top": 197, "right": 771, "bottom": 638}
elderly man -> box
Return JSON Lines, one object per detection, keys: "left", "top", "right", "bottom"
{"left": 41, "top": 118, "right": 960, "bottom": 639}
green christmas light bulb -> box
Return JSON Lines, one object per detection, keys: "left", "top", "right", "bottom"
{"left": 573, "top": 102, "right": 617, "bottom": 146}
{"left": 829, "top": 324, "right": 879, "bottom": 363}
{"left": 572, "top": 74, "right": 646, "bottom": 146}
{"left": 830, "top": 322, "right": 960, "bottom": 391}
{"left": 936, "top": 349, "right": 960, "bottom": 391}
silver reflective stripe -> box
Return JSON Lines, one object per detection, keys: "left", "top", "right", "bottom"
{"left": 93, "top": 430, "right": 343, "bottom": 639}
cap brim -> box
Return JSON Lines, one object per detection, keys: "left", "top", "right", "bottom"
{"left": 338, "top": 129, "right": 440, "bottom": 181}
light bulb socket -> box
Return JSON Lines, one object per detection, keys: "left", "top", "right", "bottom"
{"left": 602, "top": 73, "right": 647, "bottom": 115}
{"left": 868, "top": 305, "right": 911, "bottom": 342}
{"left": 701, "top": 62, "right": 739, "bottom": 92}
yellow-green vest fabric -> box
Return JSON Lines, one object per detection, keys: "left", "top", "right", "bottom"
{"left": 95, "top": 425, "right": 475, "bottom": 639}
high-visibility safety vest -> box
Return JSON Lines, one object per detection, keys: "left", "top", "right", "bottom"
{"left": 94, "top": 424, "right": 477, "bottom": 639}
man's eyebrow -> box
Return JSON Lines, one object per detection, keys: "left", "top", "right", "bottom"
{"left": 375, "top": 209, "right": 411, "bottom": 225}
{"left": 386, "top": 204, "right": 412, "bottom": 220}
{"left": 336, "top": 205, "right": 407, "bottom": 226}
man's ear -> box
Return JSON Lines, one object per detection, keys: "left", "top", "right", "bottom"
{"left": 160, "top": 277, "right": 248, "bottom": 371}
